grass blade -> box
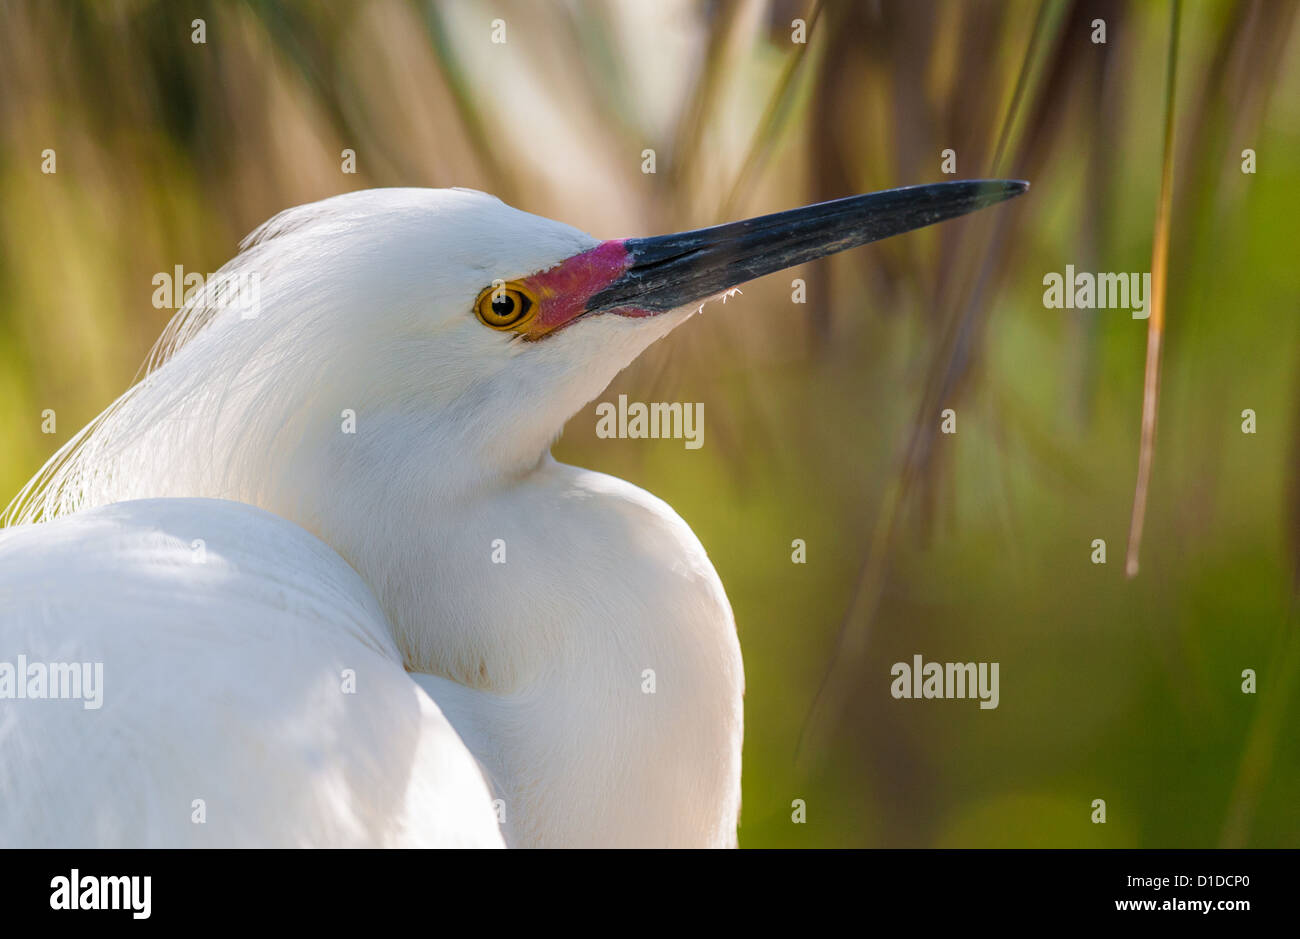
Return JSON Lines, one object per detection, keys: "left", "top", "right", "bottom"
{"left": 1125, "top": 0, "right": 1182, "bottom": 579}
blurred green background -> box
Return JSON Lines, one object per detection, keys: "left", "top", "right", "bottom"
{"left": 1, "top": 0, "right": 1297, "bottom": 846}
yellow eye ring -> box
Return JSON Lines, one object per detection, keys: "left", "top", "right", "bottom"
{"left": 474, "top": 282, "right": 537, "bottom": 331}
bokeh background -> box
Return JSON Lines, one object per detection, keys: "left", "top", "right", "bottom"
{"left": 1, "top": 0, "right": 1297, "bottom": 846}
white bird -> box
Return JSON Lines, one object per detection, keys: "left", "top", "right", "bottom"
{"left": 0, "top": 180, "right": 1025, "bottom": 848}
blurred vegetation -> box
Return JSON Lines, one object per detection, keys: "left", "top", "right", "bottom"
{"left": 1, "top": 0, "right": 1298, "bottom": 847}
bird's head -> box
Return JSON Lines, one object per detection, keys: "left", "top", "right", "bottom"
{"left": 210, "top": 181, "right": 1027, "bottom": 487}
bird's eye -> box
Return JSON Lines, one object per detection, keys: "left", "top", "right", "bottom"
{"left": 474, "top": 283, "right": 536, "bottom": 331}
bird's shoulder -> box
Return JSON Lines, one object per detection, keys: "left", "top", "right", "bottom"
{"left": 0, "top": 498, "right": 504, "bottom": 847}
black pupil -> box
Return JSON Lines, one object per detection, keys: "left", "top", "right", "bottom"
{"left": 491, "top": 294, "right": 516, "bottom": 318}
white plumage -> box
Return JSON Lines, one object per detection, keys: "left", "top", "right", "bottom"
{"left": 0, "top": 498, "right": 504, "bottom": 847}
{"left": 0, "top": 188, "right": 744, "bottom": 847}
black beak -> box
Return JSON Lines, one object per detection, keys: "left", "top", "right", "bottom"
{"left": 586, "top": 179, "right": 1028, "bottom": 315}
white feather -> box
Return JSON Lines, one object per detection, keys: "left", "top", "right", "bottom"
{"left": 1, "top": 187, "right": 743, "bottom": 847}
{"left": 0, "top": 498, "right": 504, "bottom": 847}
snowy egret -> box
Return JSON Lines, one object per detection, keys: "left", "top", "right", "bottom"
{"left": 0, "top": 180, "right": 1026, "bottom": 847}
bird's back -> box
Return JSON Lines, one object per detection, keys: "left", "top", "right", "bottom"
{"left": 0, "top": 497, "right": 503, "bottom": 847}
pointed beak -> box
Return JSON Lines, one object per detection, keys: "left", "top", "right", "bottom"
{"left": 584, "top": 178, "right": 1028, "bottom": 317}
{"left": 517, "top": 179, "right": 1028, "bottom": 339}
